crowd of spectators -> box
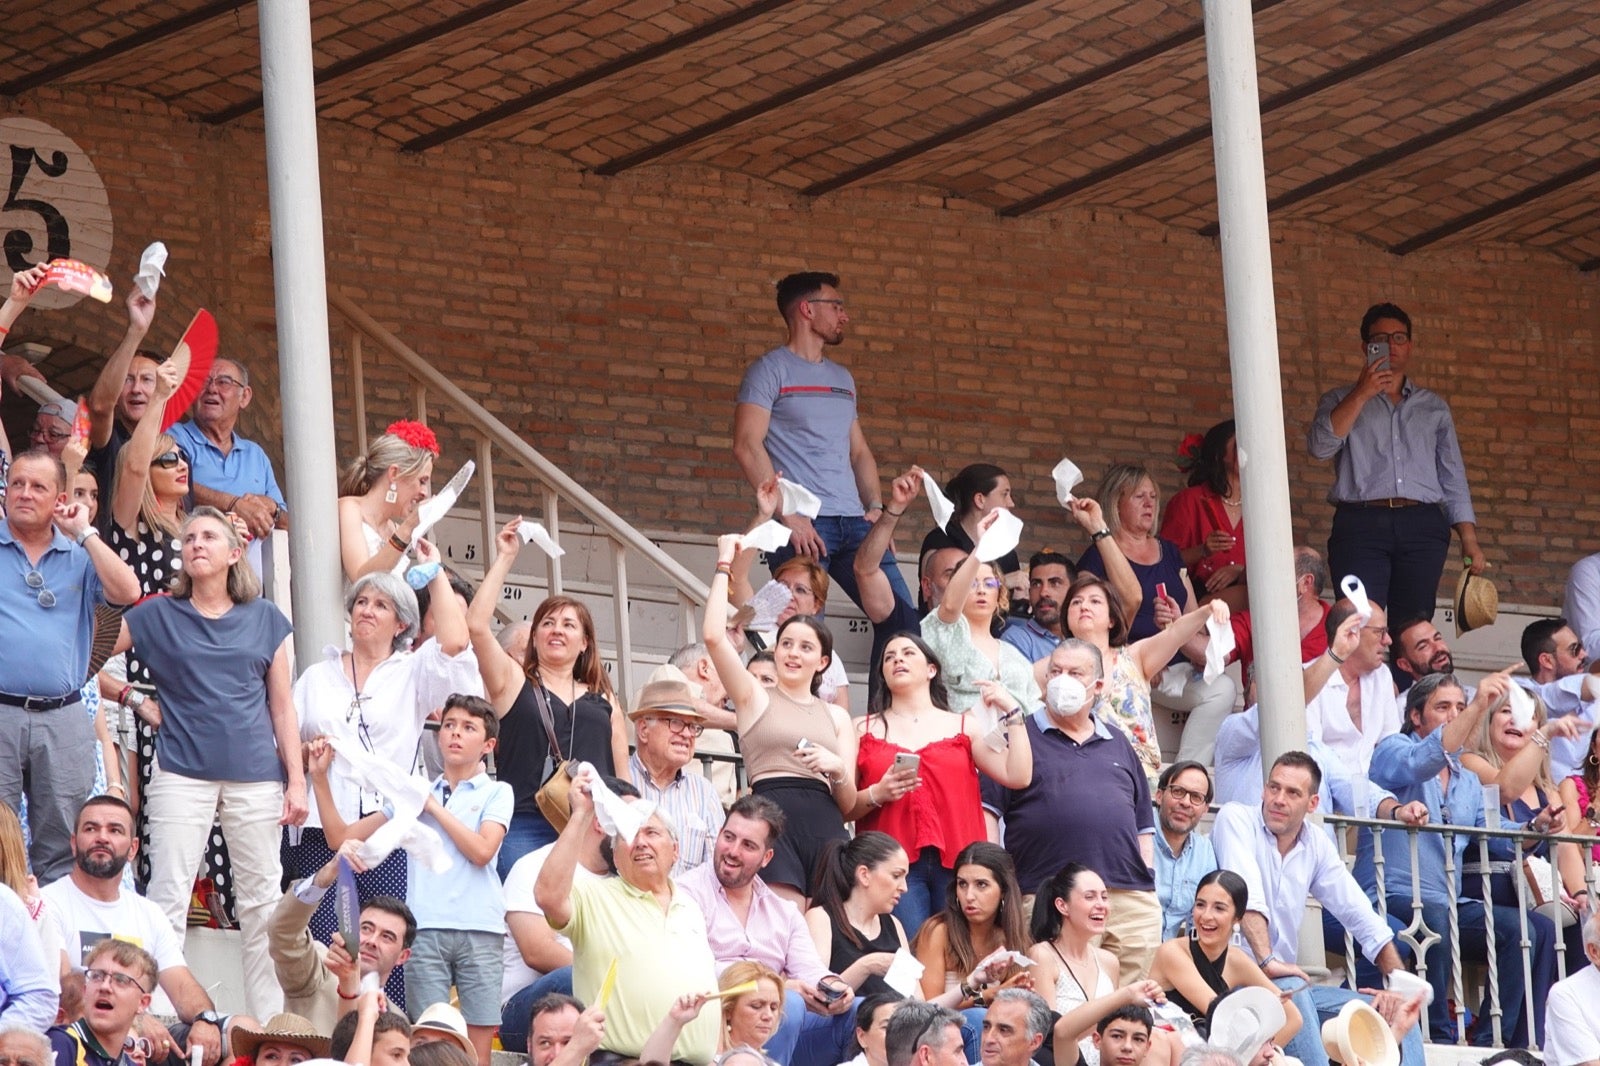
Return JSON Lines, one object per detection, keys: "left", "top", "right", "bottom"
{"left": 3, "top": 262, "right": 1600, "bottom": 1066}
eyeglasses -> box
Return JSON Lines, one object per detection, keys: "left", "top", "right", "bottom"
{"left": 806, "top": 298, "right": 846, "bottom": 310}
{"left": 1367, "top": 331, "right": 1409, "bottom": 345}
{"left": 23, "top": 569, "right": 55, "bottom": 608}
{"left": 971, "top": 577, "right": 1002, "bottom": 590}
{"left": 1361, "top": 625, "right": 1389, "bottom": 636}
{"left": 784, "top": 584, "right": 815, "bottom": 599}
{"left": 644, "top": 715, "right": 704, "bottom": 737}
{"left": 125, "top": 1037, "right": 154, "bottom": 1059}
{"left": 85, "top": 967, "right": 148, "bottom": 993}
{"left": 150, "top": 451, "right": 185, "bottom": 469}
{"left": 347, "top": 694, "right": 375, "bottom": 753}
{"left": 1161, "top": 785, "right": 1209, "bottom": 807}
{"left": 30, "top": 426, "right": 69, "bottom": 443}
{"left": 204, "top": 374, "right": 243, "bottom": 392}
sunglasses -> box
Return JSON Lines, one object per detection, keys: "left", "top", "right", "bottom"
{"left": 151, "top": 451, "right": 186, "bottom": 469}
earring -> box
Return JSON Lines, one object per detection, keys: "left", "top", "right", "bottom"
{"left": 384, "top": 481, "right": 398, "bottom": 504}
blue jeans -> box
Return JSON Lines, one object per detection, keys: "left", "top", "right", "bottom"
{"left": 1276, "top": 980, "right": 1426, "bottom": 1066}
{"left": 766, "top": 515, "right": 914, "bottom": 618}
{"left": 774, "top": 990, "right": 861, "bottom": 1066}
{"left": 498, "top": 967, "right": 574, "bottom": 1053}
{"left": 498, "top": 809, "right": 559, "bottom": 881}
{"left": 892, "top": 848, "right": 952, "bottom": 945}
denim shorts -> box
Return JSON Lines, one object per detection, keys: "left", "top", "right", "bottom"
{"left": 405, "top": 928, "right": 505, "bottom": 1027}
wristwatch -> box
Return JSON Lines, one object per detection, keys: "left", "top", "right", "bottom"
{"left": 1258, "top": 953, "right": 1279, "bottom": 969}
{"left": 1091, "top": 528, "right": 1112, "bottom": 542}
{"left": 195, "top": 1010, "right": 224, "bottom": 1028}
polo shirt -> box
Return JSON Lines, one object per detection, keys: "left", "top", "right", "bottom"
{"left": 627, "top": 753, "right": 723, "bottom": 875}
{"left": 0, "top": 521, "right": 105, "bottom": 696}
{"left": 675, "top": 862, "right": 828, "bottom": 984}
{"left": 556, "top": 874, "right": 720, "bottom": 1064}
{"left": 1154, "top": 830, "right": 1217, "bottom": 940}
{"left": 981, "top": 709, "right": 1154, "bottom": 895}
{"left": 405, "top": 771, "right": 513, "bottom": 932}
{"left": 999, "top": 617, "right": 1061, "bottom": 664}
{"left": 169, "top": 421, "right": 287, "bottom": 510}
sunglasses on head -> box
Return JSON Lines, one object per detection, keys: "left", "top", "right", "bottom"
{"left": 151, "top": 451, "right": 185, "bottom": 469}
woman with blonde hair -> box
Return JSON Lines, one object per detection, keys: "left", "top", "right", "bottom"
{"left": 338, "top": 420, "right": 440, "bottom": 580}
{"left": 642, "top": 962, "right": 786, "bottom": 1061}
{"left": 0, "top": 803, "right": 66, "bottom": 977}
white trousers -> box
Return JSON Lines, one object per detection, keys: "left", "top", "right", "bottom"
{"left": 144, "top": 763, "right": 285, "bottom": 1018}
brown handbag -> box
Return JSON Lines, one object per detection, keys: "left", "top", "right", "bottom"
{"left": 531, "top": 683, "right": 578, "bottom": 831}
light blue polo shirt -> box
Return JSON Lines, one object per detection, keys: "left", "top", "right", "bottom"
{"left": 169, "top": 421, "right": 288, "bottom": 511}
{"left": 0, "top": 522, "right": 105, "bottom": 696}
{"left": 404, "top": 771, "right": 513, "bottom": 932}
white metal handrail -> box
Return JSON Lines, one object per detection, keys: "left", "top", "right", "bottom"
{"left": 327, "top": 290, "right": 710, "bottom": 691}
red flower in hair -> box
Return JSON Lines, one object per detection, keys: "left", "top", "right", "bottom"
{"left": 386, "top": 419, "right": 440, "bottom": 456}
{"left": 1175, "top": 432, "right": 1204, "bottom": 474}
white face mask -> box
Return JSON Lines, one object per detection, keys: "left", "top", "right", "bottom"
{"left": 1047, "top": 674, "right": 1088, "bottom": 715}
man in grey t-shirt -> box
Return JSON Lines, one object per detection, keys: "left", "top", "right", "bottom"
{"left": 732, "top": 271, "right": 912, "bottom": 615}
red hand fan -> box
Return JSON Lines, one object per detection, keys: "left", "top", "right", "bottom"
{"left": 160, "top": 309, "right": 218, "bottom": 432}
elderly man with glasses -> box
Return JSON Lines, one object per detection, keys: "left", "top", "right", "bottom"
{"left": 626, "top": 679, "right": 723, "bottom": 875}
{"left": 167, "top": 357, "right": 288, "bottom": 541}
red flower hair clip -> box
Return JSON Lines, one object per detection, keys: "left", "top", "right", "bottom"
{"left": 386, "top": 419, "right": 440, "bottom": 456}
{"left": 1175, "top": 432, "right": 1204, "bottom": 474}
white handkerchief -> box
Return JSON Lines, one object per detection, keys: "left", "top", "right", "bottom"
{"left": 327, "top": 737, "right": 451, "bottom": 873}
{"left": 1505, "top": 683, "right": 1536, "bottom": 730}
{"left": 517, "top": 520, "right": 566, "bottom": 558}
{"left": 777, "top": 478, "right": 821, "bottom": 519}
{"left": 920, "top": 470, "right": 954, "bottom": 529}
{"left": 1051, "top": 458, "right": 1084, "bottom": 507}
{"left": 582, "top": 762, "right": 655, "bottom": 847}
{"left": 882, "top": 949, "right": 926, "bottom": 997}
{"left": 1204, "top": 614, "right": 1236, "bottom": 683}
{"left": 744, "top": 520, "right": 792, "bottom": 553}
{"left": 135, "top": 241, "right": 167, "bottom": 299}
{"left": 974, "top": 508, "right": 1023, "bottom": 563}
{"left": 393, "top": 461, "right": 476, "bottom": 572}
{"left": 745, "top": 580, "right": 794, "bottom": 631}
{"left": 1154, "top": 662, "right": 1193, "bottom": 700}
{"left": 971, "top": 948, "right": 1034, "bottom": 985}
{"left": 1340, "top": 574, "right": 1372, "bottom": 621}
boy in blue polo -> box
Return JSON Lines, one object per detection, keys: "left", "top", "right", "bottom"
{"left": 315, "top": 694, "right": 511, "bottom": 1066}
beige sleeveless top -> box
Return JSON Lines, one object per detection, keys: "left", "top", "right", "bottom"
{"left": 741, "top": 686, "right": 841, "bottom": 782}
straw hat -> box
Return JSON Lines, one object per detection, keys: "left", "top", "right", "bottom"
{"left": 1454, "top": 568, "right": 1499, "bottom": 636}
{"left": 1320, "top": 1000, "right": 1399, "bottom": 1066}
{"left": 626, "top": 678, "right": 705, "bottom": 722}
{"left": 230, "top": 1014, "right": 330, "bottom": 1061}
{"left": 413, "top": 1003, "right": 475, "bottom": 1059}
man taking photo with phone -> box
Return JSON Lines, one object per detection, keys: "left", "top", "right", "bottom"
{"left": 1307, "top": 302, "right": 1485, "bottom": 627}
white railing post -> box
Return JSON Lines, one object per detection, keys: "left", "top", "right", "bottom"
{"left": 543, "top": 489, "right": 563, "bottom": 596}
{"left": 612, "top": 542, "right": 633, "bottom": 707}
{"left": 678, "top": 591, "right": 697, "bottom": 649}
{"left": 477, "top": 437, "right": 496, "bottom": 585}
{"left": 351, "top": 333, "right": 367, "bottom": 456}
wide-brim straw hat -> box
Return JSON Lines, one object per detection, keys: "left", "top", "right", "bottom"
{"left": 1321, "top": 1000, "right": 1399, "bottom": 1066}
{"left": 1455, "top": 568, "right": 1499, "bottom": 636}
{"left": 230, "top": 1014, "right": 330, "bottom": 1061}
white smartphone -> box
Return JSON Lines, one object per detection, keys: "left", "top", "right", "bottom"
{"left": 892, "top": 752, "right": 921, "bottom": 775}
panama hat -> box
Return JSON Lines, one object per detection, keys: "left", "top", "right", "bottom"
{"left": 627, "top": 678, "right": 705, "bottom": 722}
{"left": 413, "top": 1002, "right": 475, "bottom": 1059}
{"left": 230, "top": 1014, "right": 330, "bottom": 1060}
{"left": 1321, "top": 1000, "right": 1399, "bottom": 1066}
{"left": 1207, "top": 986, "right": 1285, "bottom": 1061}
{"left": 1454, "top": 568, "right": 1499, "bottom": 637}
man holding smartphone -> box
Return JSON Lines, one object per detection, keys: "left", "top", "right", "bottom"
{"left": 1307, "top": 302, "right": 1485, "bottom": 627}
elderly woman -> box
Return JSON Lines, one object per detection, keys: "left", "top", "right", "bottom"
{"left": 338, "top": 421, "right": 439, "bottom": 581}
{"left": 1161, "top": 421, "right": 1248, "bottom": 611}
{"left": 1078, "top": 464, "right": 1237, "bottom": 765}
{"left": 290, "top": 549, "right": 478, "bottom": 1005}
{"left": 111, "top": 507, "right": 307, "bottom": 1017}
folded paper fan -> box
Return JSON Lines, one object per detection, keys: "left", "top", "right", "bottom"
{"left": 160, "top": 309, "right": 218, "bottom": 432}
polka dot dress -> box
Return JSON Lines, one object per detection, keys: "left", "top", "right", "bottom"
{"left": 111, "top": 518, "right": 239, "bottom": 924}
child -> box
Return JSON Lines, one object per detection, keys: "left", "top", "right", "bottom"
{"left": 314, "top": 694, "right": 512, "bottom": 1066}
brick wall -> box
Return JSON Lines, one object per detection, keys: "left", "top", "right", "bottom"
{"left": 7, "top": 89, "right": 1597, "bottom": 605}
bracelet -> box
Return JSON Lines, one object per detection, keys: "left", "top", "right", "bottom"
{"left": 715, "top": 562, "right": 733, "bottom": 576}
{"left": 865, "top": 502, "right": 883, "bottom": 513}
{"left": 959, "top": 982, "right": 979, "bottom": 1002}
{"left": 388, "top": 533, "right": 409, "bottom": 553}
{"left": 883, "top": 507, "right": 904, "bottom": 518}
{"left": 105, "top": 783, "right": 127, "bottom": 796}
{"left": 867, "top": 784, "right": 881, "bottom": 809}
{"left": 226, "top": 495, "right": 240, "bottom": 511}
{"left": 336, "top": 987, "right": 360, "bottom": 1000}
{"left": 0, "top": 324, "right": 9, "bottom": 337}
{"left": 1328, "top": 648, "right": 1346, "bottom": 665}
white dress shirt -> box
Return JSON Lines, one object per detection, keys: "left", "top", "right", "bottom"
{"left": 1543, "top": 963, "right": 1600, "bottom": 1066}
{"left": 1304, "top": 665, "right": 1400, "bottom": 781}
{"left": 1516, "top": 674, "right": 1599, "bottom": 781}
{"left": 1210, "top": 801, "right": 1393, "bottom": 965}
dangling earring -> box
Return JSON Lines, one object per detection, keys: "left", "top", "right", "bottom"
{"left": 384, "top": 481, "right": 398, "bottom": 504}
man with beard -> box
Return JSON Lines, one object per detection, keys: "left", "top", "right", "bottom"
{"left": 1001, "top": 552, "right": 1074, "bottom": 667}
{"left": 48, "top": 938, "right": 159, "bottom": 1066}
{"left": 733, "top": 271, "right": 913, "bottom": 618}
{"left": 677, "top": 794, "right": 854, "bottom": 1066}
{"left": 1151, "top": 762, "right": 1217, "bottom": 940}
{"left": 42, "top": 797, "right": 227, "bottom": 1066}
{"left": 1517, "top": 617, "right": 1600, "bottom": 780}
{"left": 1388, "top": 614, "right": 1472, "bottom": 698}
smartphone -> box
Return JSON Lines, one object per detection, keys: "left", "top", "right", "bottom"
{"left": 1366, "top": 340, "right": 1390, "bottom": 369}
{"left": 1154, "top": 582, "right": 1168, "bottom": 602}
{"left": 795, "top": 737, "right": 811, "bottom": 751}
{"left": 818, "top": 977, "right": 849, "bottom": 1003}
{"left": 892, "top": 752, "right": 921, "bottom": 775}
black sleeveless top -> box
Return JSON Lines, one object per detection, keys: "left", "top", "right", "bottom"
{"left": 497, "top": 680, "right": 616, "bottom": 815}
{"left": 830, "top": 915, "right": 902, "bottom": 998}
{"left": 1166, "top": 938, "right": 1231, "bottom": 1032}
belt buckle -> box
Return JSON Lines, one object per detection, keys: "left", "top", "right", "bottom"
{"left": 22, "top": 695, "right": 48, "bottom": 711}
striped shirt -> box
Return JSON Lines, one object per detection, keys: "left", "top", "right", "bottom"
{"left": 628, "top": 753, "right": 724, "bottom": 875}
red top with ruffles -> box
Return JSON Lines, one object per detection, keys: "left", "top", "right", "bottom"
{"left": 856, "top": 729, "right": 986, "bottom": 868}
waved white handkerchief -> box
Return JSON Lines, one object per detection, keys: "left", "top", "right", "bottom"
{"left": 1505, "top": 682, "right": 1536, "bottom": 730}
{"left": 393, "top": 461, "right": 476, "bottom": 572}
{"left": 517, "top": 520, "right": 566, "bottom": 558}
{"left": 745, "top": 580, "right": 794, "bottom": 631}
{"left": 974, "top": 508, "right": 1023, "bottom": 563}
{"left": 1340, "top": 574, "right": 1372, "bottom": 621}
{"left": 966, "top": 696, "right": 1008, "bottom": 753}
{"left": 1204, "top": 615, "right": 1236, "bottom": 683}
{"left": 882, "top": 949, "right": 926, "bottom": 997}
{"left": 777, "top": 478, "right": 821, "bottom": 519}
{"left": 327, "top": 737, "right": 451, "bottom": 873}
{"left": 581, "top": 762, "right": 656, "bottom": 847}
{"left": 1051, "top": 458, "right": 1084, "bottom": 507}
{"left": 920, "top": 470, "right": 954, "bottom": 529}
{"left": 1155, "top": 662, "right": 1194, "bottom": 700}
{"left": 744, "top": 520, "right": 793, "bottom": 553}
{"left": 135, "top": 242, "right": 167, "bottom": 299}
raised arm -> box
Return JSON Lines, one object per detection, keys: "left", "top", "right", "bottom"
{"left": 728, "top": 475, "right": 780, "bottom": 606}
{"left": 1132, "top": 598, "right": 1229, "bottom": 681}
{"left": 1066, "top": 498, "right": 1141, "bottom": 622}
{"left": 112, "top": 361, "right": 179, "bottom": 533}
{"left": 1303, "top": 612, "right": 1360, "bottom": 703}
{"left": 467, "top": 520, "right": 531, "bottom": 713}
{"left": 937, "top": 511, "right": 1000, "bottom": 624}
{"left": 55, "top": 506, "right": 140, "bottom": 605}
{"left": 534, "top": 767, "right": 597, "bottom": 930}
{"left": 88, "top": 288, "right": 156, "bottom": 448}
{"left": 638, "top": 994, "right": 708, "bottom": 1066}
{"left": 414, "top": 540, "right": 469, "bottom": 654}
{"left": 854, "top": 467, "right": 921, "bottom": 624}
{"left": 1052, "top": 982, "right": 1165, "bottom": 1066}
{"left": 705, "top": 533, "right": 768, "bottom": 723}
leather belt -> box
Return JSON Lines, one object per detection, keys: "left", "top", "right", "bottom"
{"left": 1344, "top": 497, "right": 1426, "bottom": 509}
{"left": 0, "top": 690, "right": 81, "bottom": 711}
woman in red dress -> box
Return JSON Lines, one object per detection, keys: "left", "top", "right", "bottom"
{"left": 1160, "top": 419, "right": 1248, "bottom": 611}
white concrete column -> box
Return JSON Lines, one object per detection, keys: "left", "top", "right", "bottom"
{"left": 1203, "top": 0, "right": 1306, "bottom": 770}
{"left": 258, "top": 0, "right": 343, "bottom": 662}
